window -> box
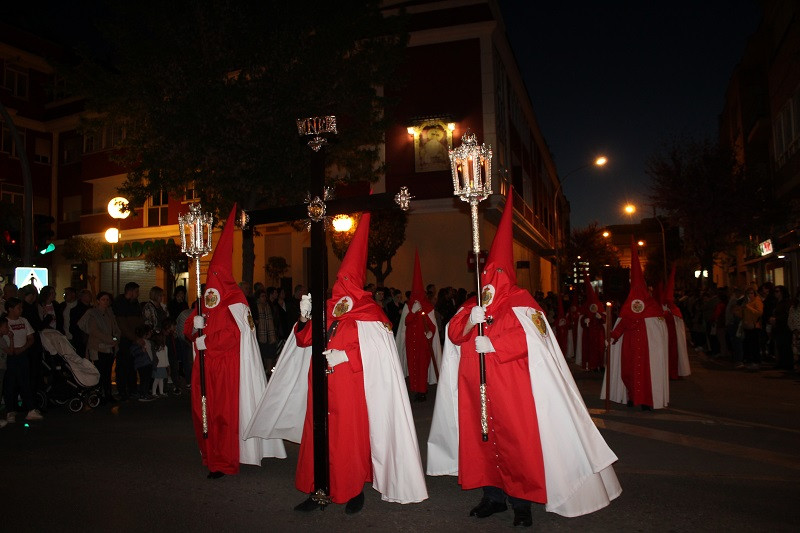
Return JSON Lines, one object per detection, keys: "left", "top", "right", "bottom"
{"left": 147, "top": 190, "right": 169, "bottom": 227}
{"left": 183, "top": 182, "right": 198, "bottom": 202}
{"left": 62, "top": 136, "right": 82, "bottom": 164}
{"left": 83, "top": 125, "right": 126, "bottom": 154}
{"left": 3, "top": 66, "right": 28, "bottom": 99}
{"left": 1, "top": 123, "right": 26, "bottom": 158}
{"left": 774, "top": 88, "right": 800, "bottom": 169}
{"left": 52, "top": 74, "right": 70, "bottom": 101}
{"left": 34, "top": 138, "right": 51, "bottom": 164}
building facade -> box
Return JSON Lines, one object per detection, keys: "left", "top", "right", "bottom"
{"left": 1, "top": 1, "right": 564, "bottom": 299}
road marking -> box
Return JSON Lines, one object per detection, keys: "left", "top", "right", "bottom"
{"left": 592, "top": 417, "right": 800, "bottom": 471}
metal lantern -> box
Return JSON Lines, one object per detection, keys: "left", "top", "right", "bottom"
{"left": 177, "top": 203, "right": 214, "bottom": 437}
{"left": 450, "top": 132, "right": 493, "bottom": 204}
{"left": 449, "top": 132, "right": 493, "bottom": 443}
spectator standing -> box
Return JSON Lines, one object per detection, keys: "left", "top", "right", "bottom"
{"left": 113, "top": 282, "right": 144, "bottom": 400}
{"left": 253, "top": 288, "right": 278, "bottom": 371}
{"left": 0, "top": 283, "right": 18, "bottom": 318}
{"left": 130, "top": 324, "right": 155, "bottom": 401}
{"left": 0, "top": 316, "right": 9, "bottom": 427}
{"left": 741, "top": 287, "right": 764, "bottom": 371}
{"left": 176, "top": 304, "right": 194, "bottom": 388}
{"left": 285, "top": 284, "right": 305, "bottom": 327}
{"left": 3, "top": 298, "right": 43, "bottom": 422}
{"left": 61, "top": 287, "right": 78, "bottom": 340}
{"left": 142, "top": 286, "right": 167, "bottom": 334}
{"left": 82, "top": 291, "right": 120, "bottom": 404}
{"left": 385, "top": 288, "right": 403, "bottom": 337}
{"left": 38, "top": 286, "right": 58, "bottom": 331}
{"left": 167, "top": 286, "right": 189, "bottom": 321}
{"left": 725, "top": 288, "right": 745, "bottom": 368}
{"left": 759, "top": 282, "right": 776, "bottom": 361}
{"left": 70, "top": 290, "right": 93, "bottom": 357}
{"left": 770, "top": 285, "right": 792, "bottom": 370}
{"left": 150, "top": 331, "right": 169, "bottom": 397}
{"left": 787, "top": 288, "right": 800, "bottom": 372}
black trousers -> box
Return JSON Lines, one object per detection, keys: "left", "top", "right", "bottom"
{"left": 96, "top": 352, "right": 115, "bottom": 399}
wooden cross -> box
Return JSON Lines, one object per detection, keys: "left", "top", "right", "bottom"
{"left": 244, "top": 116, "right": 411, "bottom": 504}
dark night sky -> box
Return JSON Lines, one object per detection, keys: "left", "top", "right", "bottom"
{"left": 499, "top": 0, "right": 763, "bottom": 228}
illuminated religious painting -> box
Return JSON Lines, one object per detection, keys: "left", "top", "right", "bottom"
{"left": 413, "top": 120, "right": 453, "bottom": 172}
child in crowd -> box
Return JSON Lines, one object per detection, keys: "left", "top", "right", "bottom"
{"left": 131, "top": 324, "right": 155, "bottom": 402}
{"left": 151, "top": 331, "right": 169, "bottom": 397}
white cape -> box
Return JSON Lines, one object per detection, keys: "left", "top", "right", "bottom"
{"left": 674, "top": 315, "right": 691, "bottom": 376}
{"left": 395, "top": 303, "right": 443, "bottom": 384}
{"left": 229, "top": 302, "right": 287, "bottom": 464}
{"left": 245, "top": 320, "right": 428, "bottom": 504}
{"left": 428, "top": 308, "right": 622, "bottom": 517}
{"left": 600, "top": 316, "right": 670, "bottom": 409}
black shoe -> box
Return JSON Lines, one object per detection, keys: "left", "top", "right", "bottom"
{"left": 207, "top": 471, "right": 225, "bottom": 479}
{"left": 626, "top": 400, "right": 633, "bottom": 408}
{"left": 345, "top": 492, "right": 365, "bottom": 514}
{"left": 415, "top": 393, "right": 427, "bottom": 402}
{"left": 469, "top": 498, "right": 507, "bottom": 518}
{"left": 294, "top": 497, "right": 326, "bottom": 512}
{"left": 641, "top": 405, "right": 652, "bottom": 411}
{"left": 513, "top": 507, "right": 533, "bottom": 527}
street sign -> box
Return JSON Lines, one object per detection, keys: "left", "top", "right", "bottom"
{"left": 15, "top": 266, "right": 49, "bottom": 291}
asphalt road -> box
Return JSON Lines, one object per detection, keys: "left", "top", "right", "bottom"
{"left": 3, "top": 351, "right": 799, "bottom": 532}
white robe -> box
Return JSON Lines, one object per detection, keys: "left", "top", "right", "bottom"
{"left": 600, "top": 316, "right": 670, "bottom": 409}
{"left": 244, "top": 320, "right": 428, "bottom": 504}
{"left": 230, "top": 302, "right": 287, "bottom": 464}
{"left": 575, "top": 314, "right": 585, "bottom": 366}
{"left": 428, "top": 308, "right": 622, "bottom": 517}
{"left": 674, "top": 315, "right": 692, "bottom": 376}
{"left": 395, "top": 303, "right": 443, "bottom": 384}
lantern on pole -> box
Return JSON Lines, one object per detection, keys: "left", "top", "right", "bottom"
{"left": 178, "top": 203, "right": 214, "bottom": 437}
{"left": 449, "top": 132, "right": 492, "bottom": 442}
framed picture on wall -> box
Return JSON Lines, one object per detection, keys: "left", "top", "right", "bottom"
{"left": 414, "top": 120, "right": 453, "bottom": 172}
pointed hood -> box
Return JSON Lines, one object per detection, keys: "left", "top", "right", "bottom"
{"left": 619, "top": 237, "right": 662, "bottom": 320}
{"left": 479, "top": 189, "right": 518, "bottom": 311}
{"left": 663, "top": 263, "right": 682, "bottom": 318}
{"left": 327, "top": 212, "right": 385, "bottom": 323}
{"left": 202, "top": 204, "right": 247, "bottom": 316}
{"left": 583, "top": 273, "right": 604, "bottom": 317}
{"left": 409, "top": 248, "right": 433, "bottom": 314}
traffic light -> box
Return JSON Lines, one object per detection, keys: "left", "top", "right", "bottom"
{"left": 3, "top": 229, "right": 21, "bottom": 258}
{"left": 34, "top": 214, "right": 56, "bottom": 255}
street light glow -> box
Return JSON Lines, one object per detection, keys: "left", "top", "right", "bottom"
{"left": 107, "top": 197, "right": 130, "bottom": 219}
{"left": 602, "top": 230, "right": 610, "bottom": 238}
{"left": 624, "top": 204, "right": 636, "bottom": 215}
{"left": 105, "top": 227, "right": 119, "bottom": 243}
{"left": 331, "top": 214, "right": 354, "bottom": 232}
{"left": 595, "top": 156, "right": 607, "bottom": 166}
{"left": 638, "top": 240, "right": 645, "bottom": 246}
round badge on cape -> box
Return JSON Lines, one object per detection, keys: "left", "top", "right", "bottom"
{"left": 528, "top": 308, "right": 548, "bottom": 337}
{"left": 588, "top": 303, "right": 598, "bottom": 313}
{"left": 481, "top": 284, "right": 495, "bottom": 307}
{"left": 204, "top": 288, "right": 220, "bottom": 309}
{"left": 332, "top": 296, "right": 353, "bottom": 317}
{"left": 631, "top": 299, "right": 645, "bottom": 313}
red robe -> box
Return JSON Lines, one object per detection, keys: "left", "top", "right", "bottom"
{"left": 293, "top": 296, "right": 388, "bottom": 503}
{"left": 448, "top": 288, "right": 547, "bottom": 503}
{"left": 184, "top": 305, "right": 240, "bottom": 474}
{"left": 582, "top": 313, "right": 606, "bottom": 371}
{"left": 611, "top": 317, "right": 653, "bottom": 407}
{"left": 405, "top": 308, "right": 436, "bottom": 393}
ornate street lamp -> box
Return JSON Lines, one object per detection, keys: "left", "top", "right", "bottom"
{"left": 178, "top": 203, "right": 214, "bottom": 437}
{"left": 449, "top": 132, "right": 492, "bottom": 442}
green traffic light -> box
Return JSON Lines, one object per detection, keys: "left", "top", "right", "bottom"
{"left": 39, "top": 243, "right": 55, "bottom": 254}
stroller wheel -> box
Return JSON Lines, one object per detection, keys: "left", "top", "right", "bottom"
{"left": 35, "top": 391, "right": 48, "bottom": 411}
{"left": 68, "top": 398, "right": 84, "bottom": 413}
{"left": 87, "top": 394, "right": 101, "bottom": 409}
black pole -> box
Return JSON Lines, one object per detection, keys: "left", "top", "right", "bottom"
{"left": 310, "top": 148, "right": 330, "bottom": 501}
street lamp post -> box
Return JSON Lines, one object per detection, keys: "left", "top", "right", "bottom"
{"left": 553, "top": 156, "right": 607, "bottom": 295}
{"left": 107, "top": 197, "right": 130, "bottom": 296}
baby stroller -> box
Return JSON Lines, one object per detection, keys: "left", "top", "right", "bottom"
{"left": 38, "top": 329, "right": 101, "bottom": 413}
